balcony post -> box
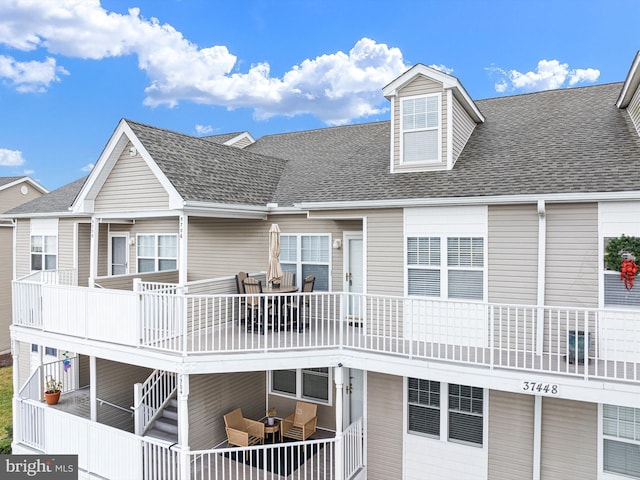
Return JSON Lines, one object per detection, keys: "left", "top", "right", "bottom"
{"left": 178, "top": 373, "right": 190, "bottom": 479}
{"left": 334, "top": 365, "right": 344, "bottom": 480}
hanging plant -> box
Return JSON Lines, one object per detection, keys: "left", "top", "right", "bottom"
{"left": 604, "top": 234, "right": 640, "bottom": 290}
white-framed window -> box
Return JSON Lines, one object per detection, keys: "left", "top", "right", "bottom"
{"left": 31, "top": 234, "right": 57, "bottom": 271}
{"left": 401, "top": 93, "right": 441, "bottom": 164}
{"left": 270, "top": 368, "right": 332, "bottom": 405}
{"left": 408, "top": 378, "right": 484, "bottom": 446}
{"left": 280, "top": 234, "right": 330, "bottom": 291}
{"left": 602, "top": 404, "right": 640, "bottom": 477}
{"left": 408, "top": 236, "right": 484, "bottom": 300}
{"left": 137, "top": 234, "right": 178, "bottom": 273}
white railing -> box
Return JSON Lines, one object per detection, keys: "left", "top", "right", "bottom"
{"left": 134, "top": 370, "right": 178, "bottom": 435}
{"left": 12, "top": 278, "right": 640, "bottom": 383}
{"left": 15, "top": 398, "right": 146, "bottom": 479}
{"left": 17, "top": 268, "right": 77, "bottom": 286}
{"left": 189, "top": 437, "right": 336, "bottom": 480}
{"left": 343, "top": 418, "right": 364, "bottom": 479}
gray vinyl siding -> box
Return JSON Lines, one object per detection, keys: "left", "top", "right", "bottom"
{"left": 95, "top": 270, "right": 179, "bottom": 290}
{"left": 393, "top": 75, "right": 448, "bottom": 172}
{"left": 94, "top": 145, "right": 170, "bottom": 212}
{"left": 545, "top": 203, "right": 598, "bottom": 308}
{"left": 368, "top": 209, "right": 404, "bottom": 297}
{"left": 97, "top": 223, "right": 108, "bottom": 277}
{"left": 540, "top": 398, "right": 597, "bottom": 479}
{"left": 451, "top": 94, "right": 477, "bottom": 164}
{"left": 77, "top": 354, "right": 90, "bottom": 389}
{"left": 15, "top": 219, "right": 31, "bottom": 279}
{"left": 367, "top": 372, "right": 402, "bottom": 480}
{"left": 189, "top": 371, "right": 266, "bottom": 450}
{"left": 487, "top": 391, "right": 534, "bottom": 479}
{"left": 229, "top": 136, "right": 253, "bottom": 148}
{"left": 57, "top": 218, "right": 75, "bottom": 271}
{"left": 488, "top": 204, "right": 538, "bottom": 305}
{"left": 267, "top": 381, "right": 336, "bottom": 431}
{"left": 0, "top": 227, "right": 12, "bottom": 352}
{"left": 187, "top": 215, "right": 362, "bottom": 288}
{"left": 628, "top": 85, "right": 640, "bottom": 135}
{"left": 95, "top": 358, "right": 153, "bottom": 430}
{"left": 18, "top": 341, "right": 32, "bottom": 392}
{"left": 77, "top": 223, "right": 91, "bottom": 287}
{"left": 0, "top": 181, "right": 43, "bottom": 212}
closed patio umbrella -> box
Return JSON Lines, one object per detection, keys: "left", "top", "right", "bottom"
{"left": 267, "top": 223, "right": 283, "bottom": 285}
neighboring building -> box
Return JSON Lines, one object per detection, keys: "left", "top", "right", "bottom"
{"left": 6, "top": 51, "right": 640, "bottom": 480}
{"left": 0, "top": 177, "right": 47, "bottom": 356}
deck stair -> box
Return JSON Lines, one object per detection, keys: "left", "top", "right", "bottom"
{"left": 144, "top": 397, "right": 178, "bottom": 443}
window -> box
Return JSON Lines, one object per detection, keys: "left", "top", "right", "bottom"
{"left": 44, "top": 347, "right": 57, "bottom": 356}
{"left": 402, "top": 94, "right": 440, "bottom": 164}
{"left": 280, "top": 234, "right": 330, "bottom": 291}
{"left": 603, "top": 404, "right": 640, "bottom": 477}
{"left": 31, "top": 235, "right": 57, "bottom": 271}
{"left": 408, "top": 378, "right": 440, "bottom": 436}
{"left": 31, "top": 344, "right": 38, "bottom": 353}
{"left": 271, "top": 368, "right": 331, "bottom": 404}
{"left": 408, "top": 236, "right": 484, "bottom": 300}
{"left": 137, "top": 234, "right": 177, "bottom": 273}
{"left": 407, "top": 378, "right": 484, "bottom": 446}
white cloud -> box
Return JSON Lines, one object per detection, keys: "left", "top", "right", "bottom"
{"left": 81, "top": 163, "right": 94, "bottom": 172}
{"left": 0, "top": 55, "right": 68, "bottom": 92}
{"left": 0, "top": 1, "right": 408, "bottom": 124}
{"left": 0, "top": 148, "right": 25, "bottom": 166}
{"left": 429, "top": 64, "right": 454, "bottom": 75}
{"left": 22, "top": 169, "right": 34, "bottom": 175}
{"left": 488, "top": 59, "right": 600, "bottom": 93}
{"left": 195, "top": 124, "right": 214, "bottom": 135}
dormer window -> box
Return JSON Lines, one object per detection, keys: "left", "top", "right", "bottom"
{"left": 401, "top": 93, "right": 441, "bottom": 164}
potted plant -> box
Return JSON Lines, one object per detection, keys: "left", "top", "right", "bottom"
{"left": 44, "top": 375, "right": 62, "bottom": 405}
{"left": 267, "top": 407, "right": 277, "bottom": 425}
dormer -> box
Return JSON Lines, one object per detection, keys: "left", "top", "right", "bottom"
{"left": 617, "top": 50, "right": 640, "bottom": 136}
{"left": 383, "top": 64, "right": 484, "bottom": 172}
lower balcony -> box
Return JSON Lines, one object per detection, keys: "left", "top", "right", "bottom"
{"left": 12, "top": 271, "right": 640, "bottom": 386}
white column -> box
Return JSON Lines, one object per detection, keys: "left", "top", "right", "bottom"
{"left": 334, "top": 365, "right": 344, "bottom": 480}
{"left": 90, "top": 356, "right": 97, "bottom": 422}
{"left": 178, "top": 373, "right": 190, "bottom": 479}
{"left": 536, "top": 200, "right": 546, "bottom": 354}
{"left": 178, "top": 214, "right": 188, "bottom": 286}
{"left": 11, "top": 339, "right": 20, "bottom": 445}
{"left": 89, "top": 217, "right": 99, "bottom": 286}
{"left": 533, "top": 395, "right": 542, "bottom": 480}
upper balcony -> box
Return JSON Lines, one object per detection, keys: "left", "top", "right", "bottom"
{"left": 12, "top": 269, "right": 640, "bottom": 398}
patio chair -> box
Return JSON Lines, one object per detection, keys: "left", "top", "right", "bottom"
{"left": 281, "top": 271, "right": 294, "bottom": 287}
{"left": 235, "top": 272, "right": 249, "bottom": 324}
{"left": 281, "top": 401, "right": 317, "bottom": 443}
{"left": 288, "top": 275, "right": 315, "bottom": 331}
{"left": 242, "top": 277, "right": 273, "bottom": 333}
{"left": 223, "top": 408, "right": 265, "bottom": 459}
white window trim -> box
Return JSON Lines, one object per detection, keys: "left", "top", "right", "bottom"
{"left": 400, "top": 92, "right": 442, "bottom": 165}
{"left": 406, "top": 234, "right": 486, "bottom": 302}
{"left": 280, "top": 233, "right": 332, "bottom": 291}
{"left": 405, "top": 377, "right": 486, "bottom": 447}
{"left": 599, "top": 403, "right": 640, "bottom": 479}
{"left": 269, "top": 368, "right": 333, "bottom": 406}
{"left": 136, "top": 233, "right": 178, "bottom": 273}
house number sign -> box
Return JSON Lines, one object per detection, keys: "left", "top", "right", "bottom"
{"left": 521, "top": 381, "right": 560, "bottom": 396}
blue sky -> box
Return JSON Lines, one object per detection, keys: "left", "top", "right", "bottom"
{"left": 0, "top": 0, "right": 638, "bottom": 190}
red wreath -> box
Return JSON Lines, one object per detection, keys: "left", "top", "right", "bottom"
{"left": 620, "top": 259, "right": 639, "bottom": 290}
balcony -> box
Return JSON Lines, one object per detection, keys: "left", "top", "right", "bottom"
{"left": 12, "top": 270, "right": 640, "bottom": 385}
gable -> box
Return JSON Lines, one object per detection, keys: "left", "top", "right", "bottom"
{"left": 0, "top": 179, "right": 45, "bottom": 213}
{"left": 94, "top": 142, "right": 170, "bottom": 213}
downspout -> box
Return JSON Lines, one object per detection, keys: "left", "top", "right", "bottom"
{"left": 533, "top": 199, "right": 546, "bottom": 480}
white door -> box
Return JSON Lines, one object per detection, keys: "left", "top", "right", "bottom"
{"left": 344, "top": 232, "right": 363, "bottom": 319}
{"left": 109, "top": 234, "right": 129, "bottom": 275}
{"left": 343, "top": 368, "right": 364, "bottom": 429}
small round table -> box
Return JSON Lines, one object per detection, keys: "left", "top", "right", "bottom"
{"left": 264, "top": 420, "right": 280, "bottom": 443}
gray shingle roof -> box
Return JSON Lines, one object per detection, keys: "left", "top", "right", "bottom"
{"left": 6, "top": 176, "right": 87, "bottom": 215}
{"left": 127, "top": 121, "right": 287, "bottom": 206}
{"left": 0, "top": 176, "right": 24, "bottom": 188}
{"left": 246, "top": 82, "right": 640, "bottom": 206}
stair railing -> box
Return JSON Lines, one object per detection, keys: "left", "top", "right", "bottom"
{"left": 133, "top": 370, "right": 177, "bottom": 436}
